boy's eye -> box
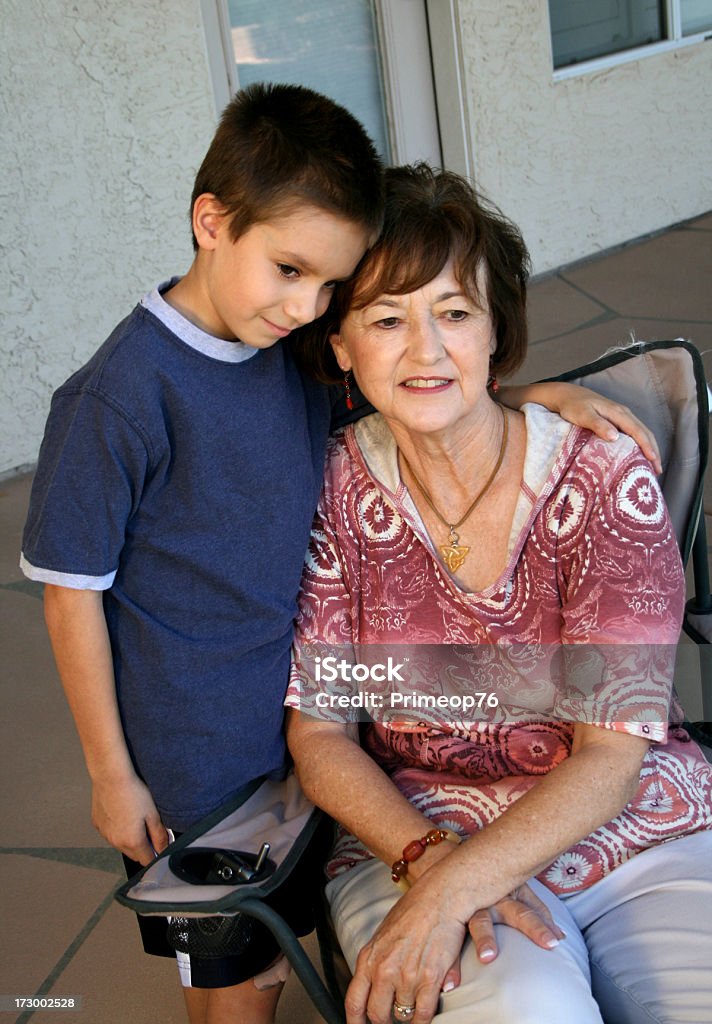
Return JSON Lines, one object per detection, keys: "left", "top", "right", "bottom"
{"left": 277, "top": 263, "right": 300, "bottom": 279}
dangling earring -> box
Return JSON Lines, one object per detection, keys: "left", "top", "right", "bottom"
{"left": 343, "top": 371, "right": 354, "bottom": 410}
{"left": 487, "top": 373, "right": 499, "bottom": 394}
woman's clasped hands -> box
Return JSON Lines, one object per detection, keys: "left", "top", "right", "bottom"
{"left": 344, "top": 847, "right": 564, "bottom": 1024}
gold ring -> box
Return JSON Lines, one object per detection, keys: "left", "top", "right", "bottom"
{"left": 393, "top": 1000, "right": 417, "bottom": 1021}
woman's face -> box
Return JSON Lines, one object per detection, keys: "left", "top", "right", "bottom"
{"left": 331, "top": 261, "right": 496, "bottom": 439}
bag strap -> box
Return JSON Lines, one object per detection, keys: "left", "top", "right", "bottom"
{"left": 236, "top": 898, "right": 346, "bottom": 1024}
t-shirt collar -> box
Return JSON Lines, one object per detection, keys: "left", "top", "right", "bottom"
{"left": 141, "top": 279, "right": 259, "bottom": 364}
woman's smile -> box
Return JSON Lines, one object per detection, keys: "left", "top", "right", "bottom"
{"left": 400, "top": 376, "right": 453, "bottom": 391}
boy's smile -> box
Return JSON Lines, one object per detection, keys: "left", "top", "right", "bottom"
{"left": 167, "top": 200, "right": 370, "bottom": 348}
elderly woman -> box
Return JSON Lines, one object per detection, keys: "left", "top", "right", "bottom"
{"left": 286, "top": 165, "right": 712, "bottom": 1024}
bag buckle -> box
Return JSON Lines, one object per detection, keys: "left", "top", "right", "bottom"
{"left": 170, "top": 842, "right": 274, "bottom": 886}
{"left": 213, "top": 843, "right": 271, "bottom": 883}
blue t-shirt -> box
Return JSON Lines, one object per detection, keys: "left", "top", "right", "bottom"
{"left": 21, "top": 285, "right": 332, "bottom": 829}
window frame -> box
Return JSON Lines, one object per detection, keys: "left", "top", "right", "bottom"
{"left": 550, "top": 0, "right": 712, "bottom": 81}
{"left": 199, "top": 0, "right": 237, "bottom": 115}
{"left": 371, "top": 0, "right": 441, "bottom": 166}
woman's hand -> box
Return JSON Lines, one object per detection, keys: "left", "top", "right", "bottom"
{"left": 466, "top": 883, "right": 564, "bottom": 965}
{"left": 437, "top": 883, "right": 566, "bottom": 996}
{"left": 345, "top": 879, "right": 565, "bottom": 1024}
{"left": 408, "top": 844, "right": 564, "bottom": 989}
{"left": 345, "top": 878, "right": 467, "bottom": 1024}
{"left": 498, "top": 381, "right": 661, "bottom": 473}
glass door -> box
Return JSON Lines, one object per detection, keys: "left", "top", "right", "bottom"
{"left": 201, "top": 0, "right": 443, "bottom": 166}
{"left": 227, "top": 0, "right": 392, "bottom": 160}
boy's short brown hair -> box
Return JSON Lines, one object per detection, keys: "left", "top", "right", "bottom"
{"left": 296, "top": 163, "right": 531, "bottom": 381}
{"left": 191, "top": 82, "right": 384, "bottom": 249}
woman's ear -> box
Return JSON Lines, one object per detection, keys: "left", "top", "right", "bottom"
{"left": 329, "top": 332, "right": 352, "bottom": 373}
{"left": 192, "top": 194, "right": 226, "bottom": 251}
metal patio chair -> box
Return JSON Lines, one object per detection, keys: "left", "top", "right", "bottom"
{"left": 545, "top": 338, "right": 712, "bottom": 749}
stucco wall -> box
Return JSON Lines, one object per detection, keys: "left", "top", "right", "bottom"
{"left": 1, "top": 0, "right": 216, "bottom": 475}
{"left": 457, "top": 0, "right": 712, "bottom": 272}
{"left": 4, "top": 1, "right": 711, "bottom": 473}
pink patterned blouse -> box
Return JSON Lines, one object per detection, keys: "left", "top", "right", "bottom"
{"left": 286, "top": 406, "right": 712, "bottom": 895}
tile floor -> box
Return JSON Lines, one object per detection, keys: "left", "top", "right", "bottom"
{"left": 1, "top": 213, "right": 711, "bottom": 1023}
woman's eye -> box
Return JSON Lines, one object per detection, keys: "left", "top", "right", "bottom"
{"left": 444, "top": 309, "right": 468, "bottom": 321}
{"left": 277, "top": 263, "right": 300, "bottom": 279}
{"left": 376, "top": 316, "right": 400, "bottom": 329}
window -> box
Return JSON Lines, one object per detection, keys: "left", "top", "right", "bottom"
{"left": 200, "top": 0, "right": 444, "bottom": 167}
{"left": 550, "top": 1, "right": 664, "bottom": 68}
{"left": 681, "top": 0, "right": 712, "bottom": 34}
{"left": 225, "top": 0, "right": 392, "bottom": 160}
{"left": 548, "top": 0, "right": 712, "bottom": 71}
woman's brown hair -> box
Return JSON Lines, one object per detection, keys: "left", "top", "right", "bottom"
{"left": 294, "top": 163, "right": 531, "bottom": 382}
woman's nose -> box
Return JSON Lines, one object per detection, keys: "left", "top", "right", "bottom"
{"left": 408, "top": 318, "right": 444, "bottom": 362}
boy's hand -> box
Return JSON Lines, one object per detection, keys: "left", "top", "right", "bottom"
{"left": 92, "top": 771, "right": 169, "bottom": 865}
{"left": 498, "top": 381, "right": 662, "bottom": 474}
{"left": 551, "top": 390, "right": 662, "bottom": 474}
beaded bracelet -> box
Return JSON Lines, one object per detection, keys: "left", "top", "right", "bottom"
{"left": 391, "top": 828, "right": 460, "bottom": 891}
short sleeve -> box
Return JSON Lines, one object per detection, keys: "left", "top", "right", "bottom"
{"left": 21, "top": 388, "right": 150, "bottom": 589}
{"left": 556, "top": 442, "right": 685, "bottom": 740}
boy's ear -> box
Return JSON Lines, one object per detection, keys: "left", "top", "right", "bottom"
{"left": 192, "top": 194, "right": 227, "bottom": 251}
{"left": 329, "top": 332, "right": 352, "bottom": 373}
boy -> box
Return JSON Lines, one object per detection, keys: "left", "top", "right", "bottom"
{"left": 20, "top": 82, "right": 382, "bottom": 1024}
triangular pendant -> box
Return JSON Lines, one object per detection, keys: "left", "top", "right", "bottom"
{"left": 440, "top": 543, "right": 469, "bottom": 572}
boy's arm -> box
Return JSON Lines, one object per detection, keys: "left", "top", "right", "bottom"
{"left": 44, "top": 584, "right": 169, "bottom": 865}
{"left": 498, "top": 380, "right": 662, "bottom": 473}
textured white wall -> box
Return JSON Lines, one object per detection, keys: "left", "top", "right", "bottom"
{"left": 5, "top": 1, "right": 711, "bottom": 473}
{"left": 1, "top": 0, "right": 217, "bottom": 475}
{"left": 457, "top": 0, "right": 712, "bottom": 272}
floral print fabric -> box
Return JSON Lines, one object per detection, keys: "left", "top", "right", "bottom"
{"left": 287, "top": 406, "right": 712, "bottom": 895}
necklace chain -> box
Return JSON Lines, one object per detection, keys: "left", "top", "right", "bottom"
{"left": 399, "top": 408, "right": 509, "bottom": 572}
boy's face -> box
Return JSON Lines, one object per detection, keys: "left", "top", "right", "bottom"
{"left": 193, "top": 199, "right": 370, "bottom": 347}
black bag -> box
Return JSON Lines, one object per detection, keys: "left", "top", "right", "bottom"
{"left": 115, "top": 774, "right": 331, "bottom": 959}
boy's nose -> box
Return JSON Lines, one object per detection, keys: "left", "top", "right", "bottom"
{"left": 283, "top": 287, "right": 323, "bottom": 327}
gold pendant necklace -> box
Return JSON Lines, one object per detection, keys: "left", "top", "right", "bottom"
{"left": 400, "top": 409, "right": 509, "bottom": 573}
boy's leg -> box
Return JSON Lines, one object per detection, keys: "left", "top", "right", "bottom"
{"left": 182, "top": 977, "right": 283, "bottom": 1024}
{"left": 123, "top": 851, "right": 290, "bottom": 1023}
{"left": 180, "top": 949, "right": 290, "bottom": 1024}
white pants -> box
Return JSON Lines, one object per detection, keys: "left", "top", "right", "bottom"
{"left": 326, "top": 831, "right": 712, "bottom": 1024}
